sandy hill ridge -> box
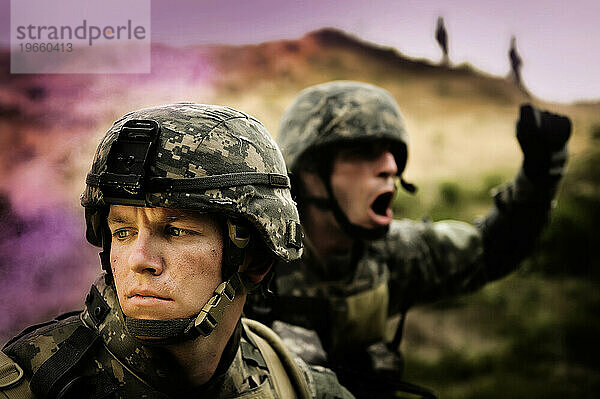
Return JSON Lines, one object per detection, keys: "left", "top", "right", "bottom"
{"left": 0, "top": 27, "right": 597, "bottom": 217}
{"left": 0, "top": 27, "right": 596, "bottom": 189}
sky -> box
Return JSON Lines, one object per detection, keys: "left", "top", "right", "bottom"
{"left": 1, "top": 0, "right": 599, "bottom": 103}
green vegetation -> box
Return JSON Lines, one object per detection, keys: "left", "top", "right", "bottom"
{"left": 403, "top": 276, "right": 600, "bottom": 399}
{"left": 530, "top": 136, "right": 600, "bottom": 280}
{"left": 399, "top": 124, "right": 600, "bottom": 399}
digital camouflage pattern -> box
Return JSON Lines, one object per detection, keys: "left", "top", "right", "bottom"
{"left": 250, "top": 88, "right": 571, "bottom": 397}
{"left": 1, "top": 103, "right": 357, "bottom": 398}
{"left": 277, "top": 81, "right": 409, "bottom": 174}
{"left": 272, "top": 218, "right": 487, "bottom": 353}
{"left": 3, "top": 276, "right": 354, "bottom": 398}
{"left": 81, "top": 103, "right": 301, "bottom": 262}
{"left": 260, "top": 170, "right": 560, "bottom": 398}
{"left": 267, "top": 92, "right": 571, "bottom": 357}
{"left": 271, "top": 321, "right": 328, "bottom": 366}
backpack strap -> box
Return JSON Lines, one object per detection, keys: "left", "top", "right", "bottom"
{"left": 242, "top": 318, "right": 311, "bottom": 399}
{"left": 0, "top": 350, "right": 33, "bottom": 399}
{"left": 29, "top": 325, "right": 99, "bottom": 398}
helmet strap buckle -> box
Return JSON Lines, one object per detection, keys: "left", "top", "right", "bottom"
{"left": 193, "top": 272, "right": 245, "bottom": 337}
{"left": 227, "top": 218, "right": 250, "bottom": 249}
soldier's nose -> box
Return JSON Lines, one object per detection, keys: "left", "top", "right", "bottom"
{"left": 128, "top": 233, "right": 164, "bottom": 276}
{"left": 375, "top": 150, "right": 398, "bottom": 178}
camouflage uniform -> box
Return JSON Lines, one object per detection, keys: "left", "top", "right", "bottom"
{"left": 1, "top": 104, "right": 354, "bottom": 399}
{"left": 246, "top": 81, "right": 571, "bottom": 397}
{"left": 3, "top": 277, "right": 352, "bottom": 398}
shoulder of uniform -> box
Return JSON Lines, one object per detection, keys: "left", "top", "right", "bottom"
{"left": 387, "top": 218, "right": 424, "bottom": 236}
{"left": 271, "top": 320, "right": 327, "bottom": 365}
{"left": 0, "top": 349, "right": 32, "bottom": 398}
{"left": 3, "top": 311, "right": 83, "bottom": 376}
{"left": 242, "top": 319, "right": 354, "bottom": 399}
{"left": 3, "top": 310, "right": 82, "bottom": 350}
{"left": 299, "top": 361, "right": 355, "bottom": 399}
{"left": 381, "top": 218, "right": 481, "bottom": 249}
{"left": 367, "top": 218, "right": 422, "bottom": 253}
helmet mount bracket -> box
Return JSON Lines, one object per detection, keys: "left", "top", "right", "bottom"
{"left": 99, "top": 119, "right": 160, "bottom": 206}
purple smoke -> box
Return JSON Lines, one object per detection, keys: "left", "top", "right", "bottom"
{"left": 0, "top": 43, "right": 220, "bottom": 345}
{"left": 0, "top": 197, "right": 98, "bottom": 344}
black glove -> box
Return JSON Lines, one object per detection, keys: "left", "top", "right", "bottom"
{"left": 516, "top": 103, "right": 572, "bottom": 184}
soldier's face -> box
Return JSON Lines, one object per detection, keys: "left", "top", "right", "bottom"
{"left": 107, "top": 205, "right": 224, "bottom": 320}
{"left": 330, "top": 142, "right": 397, "bottom": 229}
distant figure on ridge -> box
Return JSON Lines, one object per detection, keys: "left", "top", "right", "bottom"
{"left": 436, "top": 17, "right": 449, "bottom": 66}
{"left": 509, "top": 36, "right": 523, "bottom": 87}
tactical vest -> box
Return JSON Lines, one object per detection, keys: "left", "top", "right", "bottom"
{"left": 1, "top": 279, "right": 326, "bottom": 399}
{"left": 0, "top": 349, "right": 31, "bottom": 399}
{"left": 242, "top": 319, "right": 311, "bottom": 399}
{"left": 0, "top": 319, "right": 312, "bottom": 399}
{"left": 276, "top": 279, "right": 389, "bottom": 354}
{"left": 268, "top": 238, "right": 392, "bottom": 356}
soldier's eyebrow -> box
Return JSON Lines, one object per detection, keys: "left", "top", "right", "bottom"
{"left": 160, "top": 211, "right": 209, "bottom": 225}
{"left": 107, "top": 214, "right": 181, "bottom": 225}
{"left": 160, "top": 215, "right": 183, "bottom": 224}
{"left": 106, "top": 210, "right": 209, "bottom": 226}
{"left": 106, "top": 214, "right": 130, "bottom": 225}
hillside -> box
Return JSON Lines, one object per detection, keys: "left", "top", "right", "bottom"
{"left": 1, "top": 29, "right": 596, "bottom": 196}
{"left": 1, "top": 27, "right": 599, "bottom": 398}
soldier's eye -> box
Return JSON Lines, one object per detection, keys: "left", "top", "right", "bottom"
{"left": 358, "top": 143, "right": 389, "bottom": 159}
{"left": 113, "top": 230, "right": 131, "bottom": 240}
{"left": 339, "top": 142, "right": 390, "bottom": 161}
{"left": 166, "top": 226, "right": 186, "bottom": 237}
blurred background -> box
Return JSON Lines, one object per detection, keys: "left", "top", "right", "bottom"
{"left": 1, "top": 1, "right": 599, "bottom": 397}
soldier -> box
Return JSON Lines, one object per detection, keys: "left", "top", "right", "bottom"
{"left": 435, "top": 17, "right": 449, "bottom": 66}
{"left": 245, "top": 81, "right": 572, "bottom": 397}
{"left": 509, "top": 35, "right": 523, "bottom": 87}
{"left": 0, "top": 104, "right": 354, "bottom": 399}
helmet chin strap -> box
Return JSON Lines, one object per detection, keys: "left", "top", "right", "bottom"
{"left": 301, "top": 195, "right": 389, "bottom": 240}
{"left": 304, "top": 176, "right": 417, "bottom": 241}
{"left": 101, "top": 217, "right": 255, "bottom": 345}
{"left": 123, "top": 271, "right": 253, "bottom": 345}
{"left": 329, "top": 195, "right": 390, "bottom": 240}
{"left": 304, "top": 174, "right": 390, "bottom": 241}
{"left": 302, "top": 160, "right": 418, "bottom": 240}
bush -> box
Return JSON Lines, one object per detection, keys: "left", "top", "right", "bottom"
{"left": 439, "top": 181, "right": 462, "bottom": 206}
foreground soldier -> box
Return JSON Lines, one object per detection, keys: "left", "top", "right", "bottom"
{"left": 0, "top": 104, "right": 353, "bottom": 399}
{"left": 246, "top": 81, "right": 572, "bottom": 397}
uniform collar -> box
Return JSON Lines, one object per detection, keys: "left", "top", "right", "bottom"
{"left": 303, "top": 236, "right": 363, "bottom": 282}
{"left": 81, "top": 276, "right": 244, "bottom": 396}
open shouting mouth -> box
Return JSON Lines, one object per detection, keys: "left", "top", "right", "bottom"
{"left": 367, "top": 191, "right": 394, "bottom": 226}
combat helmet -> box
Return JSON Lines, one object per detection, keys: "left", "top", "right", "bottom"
{"left": 277, "top": 81, "right": 415, "bottom": 239}
{"left": 81, "top": 103, "right": 303, "bottom": 342}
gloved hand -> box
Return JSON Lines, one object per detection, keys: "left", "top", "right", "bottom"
{"left": 516, "top": 103, "right": 572, "bottom": 184}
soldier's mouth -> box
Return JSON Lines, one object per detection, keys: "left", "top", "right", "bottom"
{"left": 128, "top": 294, "right": 173, "bottom": 307}
{"left": 371, "top": 192, "right": 394, "bottom": 217}
{"left": 128, "top": 289, "right": 173, "bottom": 301}
{"left": 131, "top": 294, "right": 171, "bottom": 300}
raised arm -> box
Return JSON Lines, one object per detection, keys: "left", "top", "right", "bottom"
{"left": 386, "top": 104, "right": 572, "bottom": 311}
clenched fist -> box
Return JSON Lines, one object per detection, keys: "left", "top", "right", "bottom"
{"left": 516, "top": 104, "right": 572, "bottom": 184}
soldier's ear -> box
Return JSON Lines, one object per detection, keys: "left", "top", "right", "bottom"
{"left": 239, "top": 256, "right": 274, "bottom": 284}
{"left": 298, "top": 170, "right": 327, "bottom": 197}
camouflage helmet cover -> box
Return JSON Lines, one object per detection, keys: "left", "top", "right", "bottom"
{"left": 81, "top": 103, "right": 302, "bottom": 262}
{"left": 277, "top": 80, "right": 409, "bottom": 174}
